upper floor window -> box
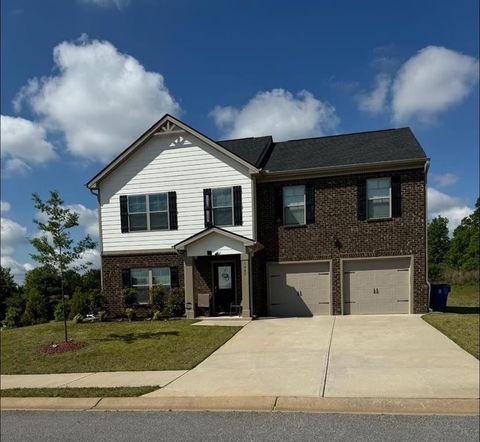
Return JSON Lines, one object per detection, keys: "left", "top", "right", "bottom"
{"left": 130, "top": 267, "right": 171, "bottom": 304}
{"left": 283, "top": 185, "right": 306, "bottom": 225}
{"left": 367, "top": 178, "right": 391, "bottom": 219}
{"left": 128, "top": 193, "right": 169, "bottom": 231}
{"left": 212, "top": 187, "right": 233, "bottom": 226}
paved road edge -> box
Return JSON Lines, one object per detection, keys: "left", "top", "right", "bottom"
{"left": 1, "top": 396, "right": 479, "bottom": 415}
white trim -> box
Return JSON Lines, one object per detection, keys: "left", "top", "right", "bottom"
{"left": 174, "top": 227, "right": 255, "bottom": 250}
{"left": 211, "top": 187, "right": 234, "bottom": 227}
{"left": 366, "top": 177, "right": 391, "bottom": 220}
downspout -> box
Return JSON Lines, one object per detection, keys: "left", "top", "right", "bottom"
{"left": 89, "top": 188, "right": 103, "bottom": 291}
{"left": 424, "top": 160, "right": 431, "bottom": 312}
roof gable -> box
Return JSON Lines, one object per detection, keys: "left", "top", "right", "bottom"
{"left": 86, "top": 114, "right": 259, "bottom": 189}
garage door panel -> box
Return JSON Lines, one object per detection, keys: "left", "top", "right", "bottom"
{"left": 343, "top": 258, "right": 410, "bottom": 315}
{"left": 268, "top": 262, "right": 331, "bottom": 317}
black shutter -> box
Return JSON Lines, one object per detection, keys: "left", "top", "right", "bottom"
{"left": 391, "top": 175, "right": 402, "bottom": 218}
{"left": 357, "top": 179, "right": 367, "bottom": 220}
{"left": 120, "top": 195, "right": 129, "bottom": 233}
{"left": 203, "top": 188, "right": 212, "bottom": 227}
{"left": 233, "top": 186, "right": 243, "bottom": 226}
{"left": 170, "top": 267, "right": 179, "bottom": 288}
{"left": 168, "top": 191, "right": 178, "bottom": 230}
{"left": 305, "top": 185, "right": 315, "bottom": 224}
{"left": 121, "top": 269, "right": 131, "bottom": 288}
{"left": 274, "top": 186, "right": 284, "bottom": 224}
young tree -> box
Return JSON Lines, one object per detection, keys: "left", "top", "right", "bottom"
{"left": 30, "top": 191, "right": 96, "bottom": 341}
{"left": 428, "top": 216, "right": 450, "bottom": 265}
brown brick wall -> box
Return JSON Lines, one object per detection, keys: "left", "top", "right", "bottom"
{"left": 253, "top": 168, "right": 428, "bottom": 315}
{"left": 101, "top": 253, "right": 184, "bottom": 316}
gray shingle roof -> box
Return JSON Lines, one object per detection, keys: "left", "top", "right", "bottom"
{"left": 217, "top": 136, "right": 272, "bottom": 167}
{"left": 218, "top": 128, "right": 427, "bottom": 172}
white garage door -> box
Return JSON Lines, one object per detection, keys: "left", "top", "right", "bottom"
{"left": 268, "top": 262, "right": 331, "bottom": 317}
{"left": 343, "top": 257, "right": 411, "bottom": 314}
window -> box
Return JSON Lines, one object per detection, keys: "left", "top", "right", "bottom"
{"left": 130, "top": 267, "right": 171, "bottom": 304}
{"left": 212, "top": 187, "right": 233, "bottom": 226}
{"left": 127, "top": 193, "right": 169, "bottom": 231}
{"left": 367, "top": 178, "right": 391, "bottom": 219}
{"left": 283, "top": 185, "right": 305, "bottom": 225}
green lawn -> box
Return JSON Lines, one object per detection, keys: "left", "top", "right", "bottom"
{"left": 423, "top": 284, "right": 479, "bottom": 359}
{"left": 1, "top": 320, "right": 241, "bottom": 374}
{"left": 0, "top": 386, "right": 158, "bottom": 398}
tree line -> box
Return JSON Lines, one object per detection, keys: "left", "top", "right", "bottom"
{"left": 428, "top": 197, "right": 479, "bottom": 283}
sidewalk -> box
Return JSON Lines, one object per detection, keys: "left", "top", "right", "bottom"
{"left": 1, "top": 371, "right": 186, "bottom": 389}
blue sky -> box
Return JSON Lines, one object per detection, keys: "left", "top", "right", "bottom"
{"left": 1, "top": 0, "right": 478, "bottom": 281}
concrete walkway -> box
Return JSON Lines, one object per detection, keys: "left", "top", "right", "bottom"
{"left": 1, "top": 371, "right": 186, "bottom": 389}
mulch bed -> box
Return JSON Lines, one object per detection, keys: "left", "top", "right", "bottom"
{"left": 40, "top": 341, "right": 88, "bottom": 355}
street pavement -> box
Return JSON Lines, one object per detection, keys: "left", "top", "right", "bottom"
{"left": 1, "top": 410, "right": 479, "bottom": 442}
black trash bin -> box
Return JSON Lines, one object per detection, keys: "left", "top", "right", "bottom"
{"left": 430, "top": 284, "right": 451, "bottom": 312}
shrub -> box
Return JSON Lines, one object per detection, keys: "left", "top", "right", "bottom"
{"left": 161, "top": 288, "right": 185, "bottom": 318}
{"left": 87, "top": 289, "right": 104, "bottom": 313}
{"left": 97, "top": 310, "right": 108, "bottom": 322}
{"left": 3, "top": 305, "right": 23, "bottom": 328}
{"left": 21, "top": 288, "right": 48, "bottom": 326}
{"left": 125, "top": 307, "right": 136, "bottom": 321}
{"left": 69, "top": 289, "right": 91, "bottom": 319}
{"left": 150, "top": 285, "right": 168, "bottom": 311}
{"left": 72, "top": 313, "right": 84, "bottom": 324}
{"left": 54, "top": 300, "right": 71, "bottom": 322}
{"left": 122, "top": 288, "right": 138, "bottom": 308}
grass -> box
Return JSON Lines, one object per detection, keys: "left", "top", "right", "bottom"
{"left": 0, "top": 386, "right": 158, "bottom": 398}
{"left": 423, "top": 284, "right": 479, "bottom": 359}
{"left": 1, "top": 320, "right": 241, "bottom": 374}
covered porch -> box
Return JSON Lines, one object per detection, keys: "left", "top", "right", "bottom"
{"left": 174, "top": 227, "right": 261, "bottom": 319}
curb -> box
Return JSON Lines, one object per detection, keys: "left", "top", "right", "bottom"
{"left": 1, "top": 396, "right": 479, "bottom": 415}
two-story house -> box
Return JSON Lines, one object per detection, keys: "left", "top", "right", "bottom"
{"left": 87, "top": 114, "right": 429, "bottom": 318}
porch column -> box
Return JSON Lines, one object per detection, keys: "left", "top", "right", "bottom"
{"left": 240, "top": 253, "right": 251, "bottom": 318}
{"left": 184, "top": 256, "right": 195, "bottom": 319}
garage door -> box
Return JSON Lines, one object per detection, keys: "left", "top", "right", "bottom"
{"left": 343, "top": 257, "right": 411, "bottom": 314}
{"left": 268, "top": 262, "right": 331, "bottom": 317}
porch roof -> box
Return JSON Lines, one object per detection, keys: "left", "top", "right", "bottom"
{"left": 174, "top": 227, "right": 258, "bottom": 256}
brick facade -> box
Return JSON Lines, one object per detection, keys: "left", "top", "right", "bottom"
{"left": 101, "top": 253, "right": 184, "bottom": 316}
{"left": 253, "top": 168, "right": 428, "bottom": 316}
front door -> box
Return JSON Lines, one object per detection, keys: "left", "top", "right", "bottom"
{"left": 213, "top": 262, "right": 236, "bottom": 315}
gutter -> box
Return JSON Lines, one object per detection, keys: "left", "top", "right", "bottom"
{"left": 424, "top": 159, "right": 431, "bottom": 312}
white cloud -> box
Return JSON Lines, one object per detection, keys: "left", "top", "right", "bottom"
{"left": 210, "top": 89, "right": 339, "bottom": 141}
{"left": 431, "top": 173, "right": 458, "bottom": 188}
{"left": 356, "top": 73, "right": 391, "bottom": 114}
{"left": 74, "top": 248, "right": 100, "bottom": 270}
{"left": 0, "top": 217, "right": 32, "bottom": 282}
{"left": 427, "top": 187, "right": 473, "bottom": 232}
{"left": 79, "top": 0, "right": 130, "bottom": 10}
{"left": 14, "top": 36, "right": 180, "bottom": 163}
{"left": 392, "top": 46, "right": 479, "bottom": 123}
{"left": 0, "top": 201, "right": 11, "bottom": 213}
{"left": 0, "top": 115, "right": 56, "bottom": 172}
{"left": 1, "top": 217, "right": 28, "bottom": 256}
{"left": 0, "top": 255, "right": 34, "bottom": 283}
{"left": 65, "top": 204, "right": 99, "bottom": 237}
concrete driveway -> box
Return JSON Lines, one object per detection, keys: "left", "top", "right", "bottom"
{"left": 146, "top": 315, "right": 479, "bottom": 398}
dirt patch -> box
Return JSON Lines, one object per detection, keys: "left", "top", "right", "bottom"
{"left": 40, "top": 341, "right": 88, "bottom": 355}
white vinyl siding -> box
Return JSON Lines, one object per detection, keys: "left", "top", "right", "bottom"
{"left": 99, "top": 133, "right": 253, "bottom": 252}
{"left": 367, "top": 178, "right": 391, "bottom": 219}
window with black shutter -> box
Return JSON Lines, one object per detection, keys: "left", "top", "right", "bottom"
{"left": 391, "top": 175, "right": 402, "bottom": 218}
{"left": 168, "top": 191, "right": 178, "bottom": 230}
{"left": 305, "top": 185, "right": 315, "bottom": 224}
{"left": 203, "top": 188, "right": 212, "bottom": 227}
{"left": 233, "top": 186, "right": 243, "bottom": 226}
